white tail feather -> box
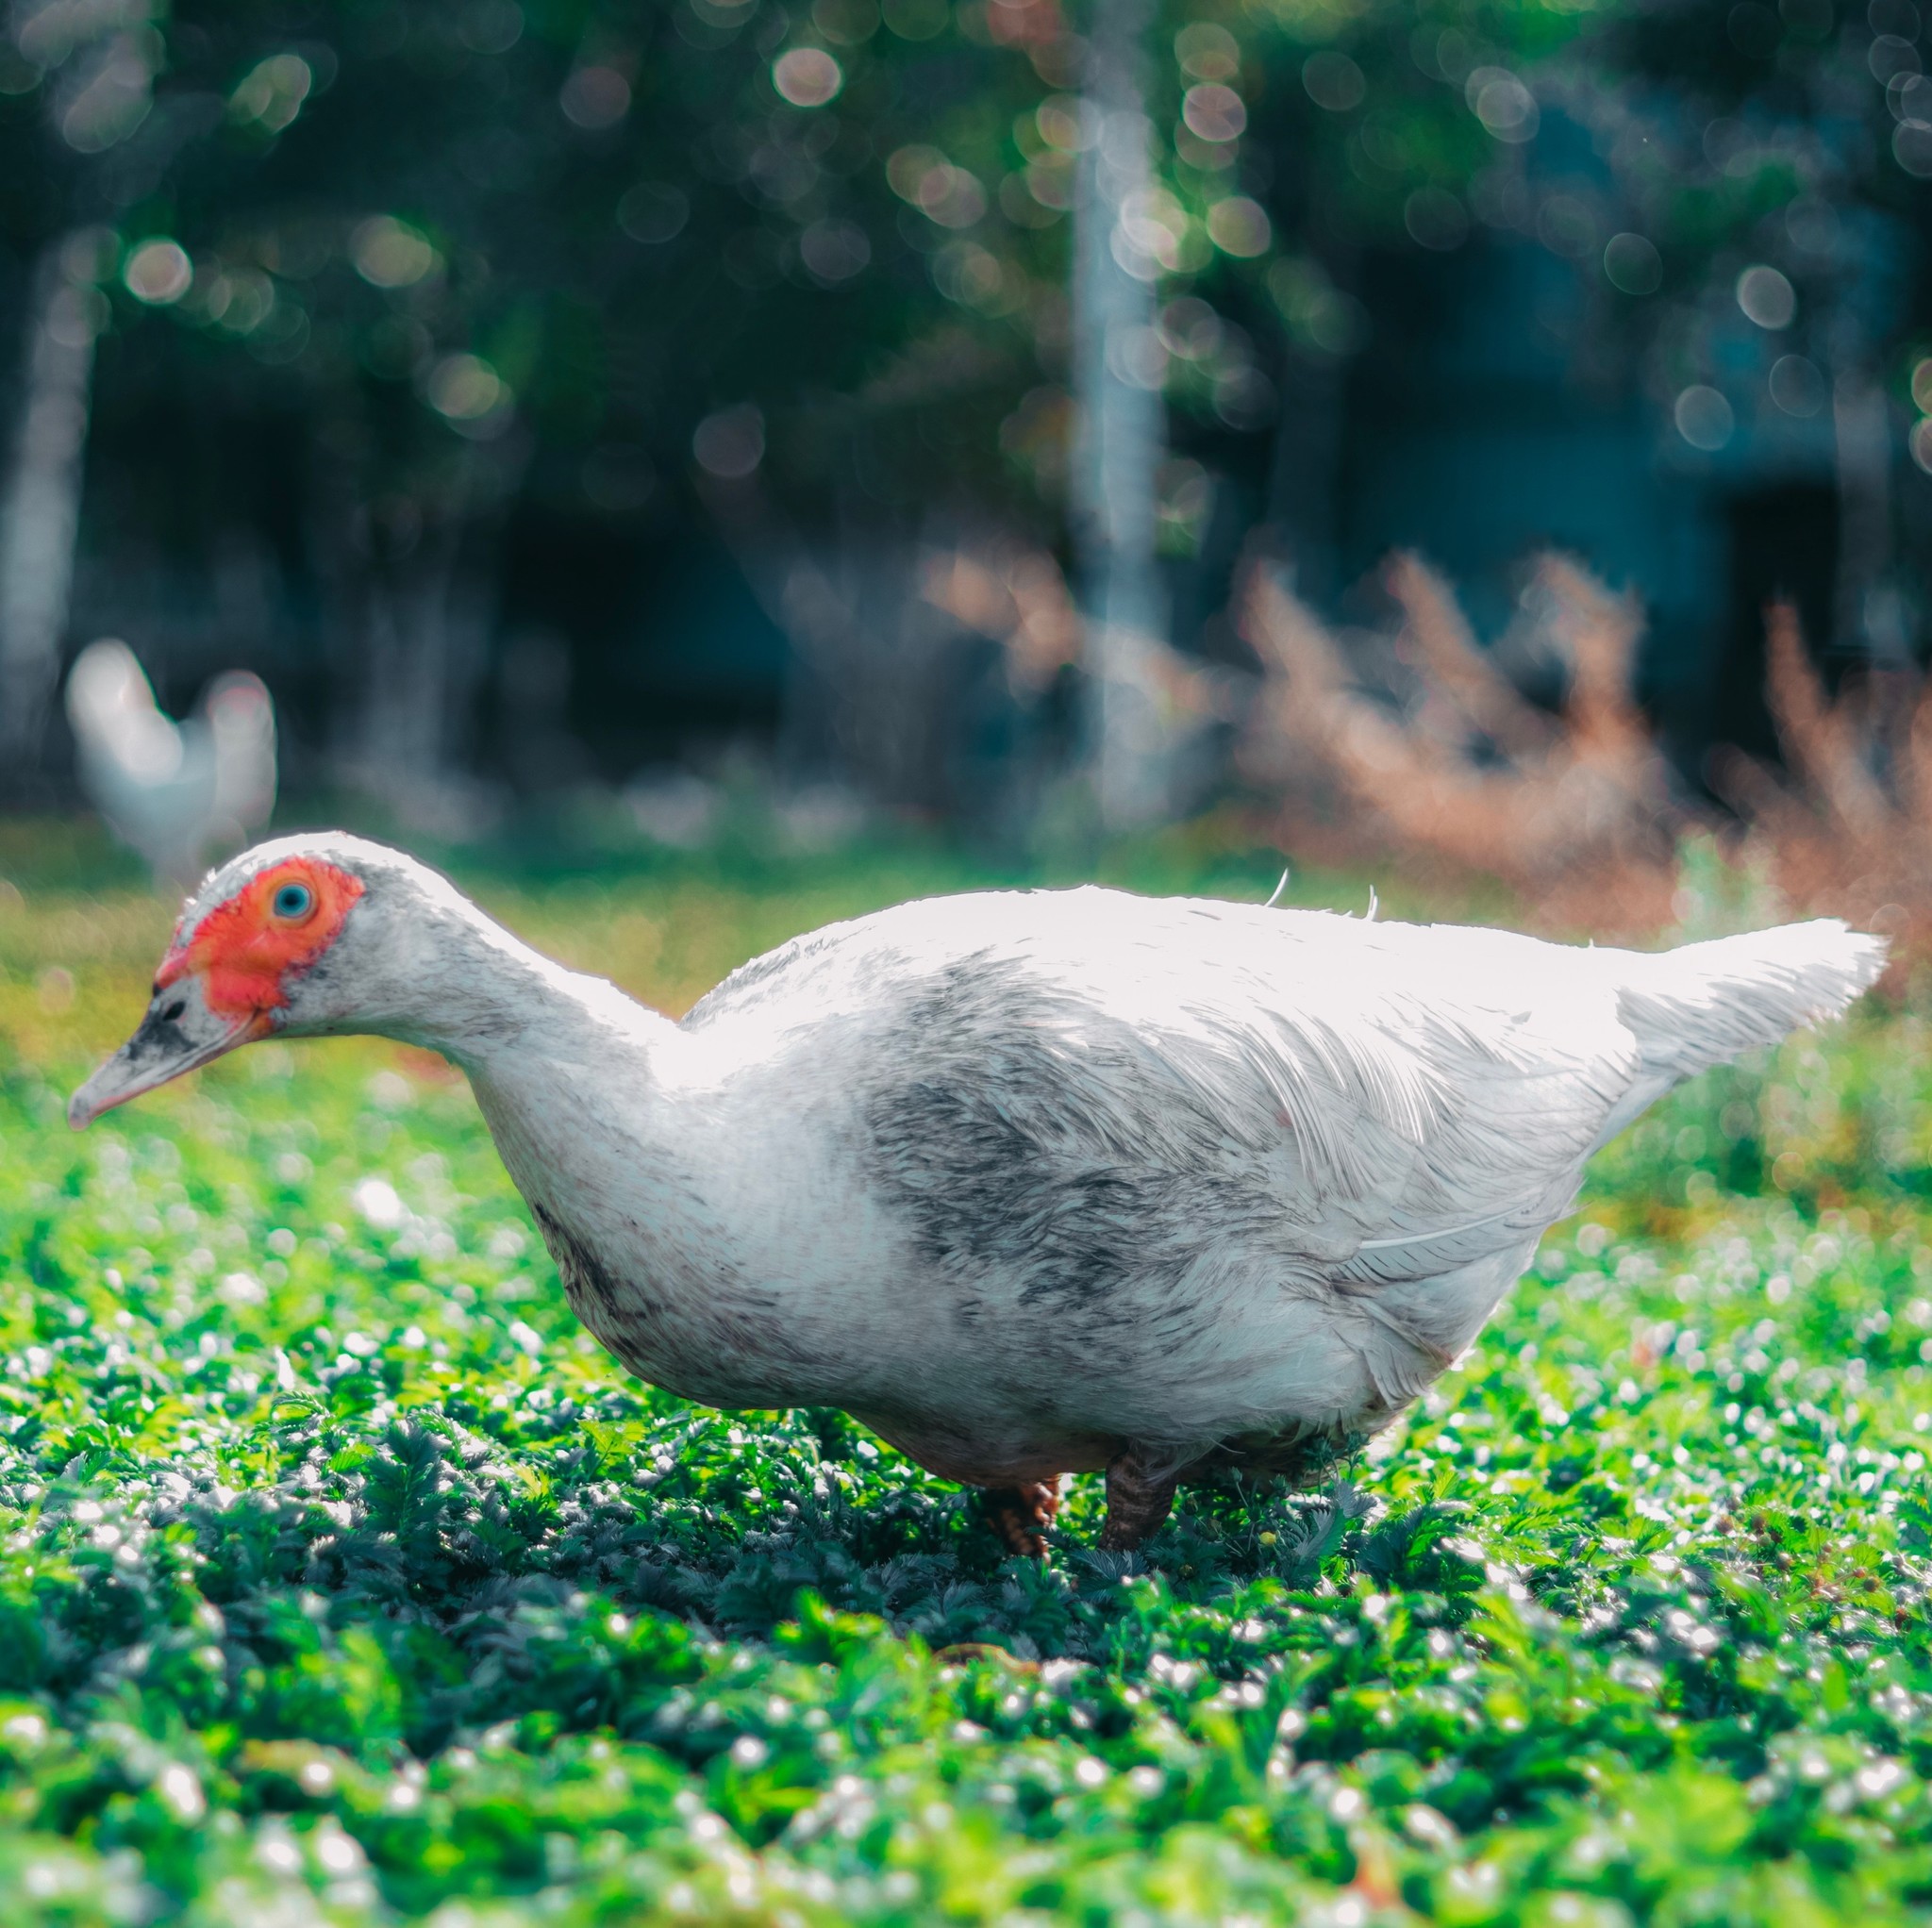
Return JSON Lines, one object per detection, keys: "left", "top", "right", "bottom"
{"left": 1618, "top": 920, "right": 1888, "bottom": 1083}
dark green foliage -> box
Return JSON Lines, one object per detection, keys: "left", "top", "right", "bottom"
{"left": 8, "top": 858, "right": 1932, "bottom": 1920}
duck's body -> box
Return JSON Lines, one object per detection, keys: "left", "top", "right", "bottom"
{"left": 72, "top": 836, "right": 1887, "bottom": 1548}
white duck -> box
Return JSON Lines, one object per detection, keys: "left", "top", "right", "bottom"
{"left": 70, "top": 834, "right": 1884, "bottom": 1551}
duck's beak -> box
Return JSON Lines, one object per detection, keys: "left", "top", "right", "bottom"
{"left": 68, "top": 975, "right": 270, "bottom": 1129}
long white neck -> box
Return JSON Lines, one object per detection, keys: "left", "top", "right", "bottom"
{"left": 358, "top": 890, "right": 691, "bottom": 1240}
{"left": 311, "top": 870, "right": 678, "bottom": 1079}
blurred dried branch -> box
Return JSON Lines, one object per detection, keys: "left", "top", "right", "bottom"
{"left": 1715, "top": 602, "right": 1929, "bottom": 971}
{"left": 919, "top": 542, "right": 1083, "bottom": 696}
{"left": 1239, "top": 552, "right": 1683, "bottom": 937}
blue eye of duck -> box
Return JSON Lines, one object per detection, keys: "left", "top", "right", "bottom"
{"left": 272, "top": 882, "right": 313, "bottom": 920}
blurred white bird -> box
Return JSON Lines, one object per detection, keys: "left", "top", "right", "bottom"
{"left": 64, "top": 640, "right": 276, "bottom": 889}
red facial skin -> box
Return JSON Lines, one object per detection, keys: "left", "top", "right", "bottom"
{"left": 158, "top": 857, "right": 365, "bottom": 1024}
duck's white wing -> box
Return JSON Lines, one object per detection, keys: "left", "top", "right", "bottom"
{"left": 689, "top": 888, "right": 1635, "bottom": 1266}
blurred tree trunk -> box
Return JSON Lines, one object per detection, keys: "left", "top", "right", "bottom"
{"left": 1071, "top": 0, "right": 1169, "bottom": 829}
{"left": 702, "top": 479, "right": 937, "bottom": 801}
{"left": 311, "top": 431, "right": 521, "bottom": 827}
{"left": 1264, "top": 346, "right": 1347, "bottom": 610}
{"left": 350, "top": 512, "right": 470, "bottom": 779}
{"left": 1832, "top": 373, "right": 1900, "bottom": 661}
{"left": 0, "top": 239, "right": 97, "bottom": 777}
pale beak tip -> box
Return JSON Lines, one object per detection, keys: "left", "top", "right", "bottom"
{"left": 68, "top": 1089, "right": 97, "bottom": 1131}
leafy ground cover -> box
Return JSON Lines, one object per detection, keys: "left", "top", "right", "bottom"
{"left": 4, "top": 824, "right": 1932, "bottom": 1924}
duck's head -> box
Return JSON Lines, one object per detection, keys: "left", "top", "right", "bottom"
{"left": 69, "top": 832, "right": 428, "bottom": 1128}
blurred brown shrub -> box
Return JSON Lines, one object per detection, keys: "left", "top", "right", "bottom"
{"left": 1238, "top": 552, "right": 1683, "bottom": 937}
{"left": 1715, "top": 603, "right": 1926, "bottom": 974}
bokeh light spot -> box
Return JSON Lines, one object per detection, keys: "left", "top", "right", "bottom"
{"left": 203, "top": 267, "right": 275, "bottom": 334}
{"left": 1035, "top": 96, "right": 1091, "bottom": 151}
{"left": 1174, "top": 23, "right": 1240, "bottom": 80}
{"left": 1266, "top": 258, "right": 1367, "bottom": 356}
{"left": 59, "top": 43, "right": 153, "bottom": 153}
{"left": 618, "top": 184, "right": 691, "bottom": 243}
{"left": 933, "top": 241, "right": 1007, "bottom": 309}
{"left": 560, "top": 66, "right": 632, "bottom": 128}
{"left": 1182, "top": 83, "right": 1245, "bottom": 144}
{"left": 1727, "top": 1, "right": 1780, "bottom": 57}
{"left": 426, "top": 355, "right": 512, "bottom": 436}
{"left": 1117, "top": 187, "right": 1195, "bottom": 275}
{"left": 1603, "top": 232, "right": 1662, "bottom": 294}
{"left": 1895, "top": 120, "right": 1932, "bottom": 176}
{"left": 1785, "top": 196, "right": 1839, "bottom": 254}
{"left": 1769, "top": 354, "right": 1826, "bottom": 417}
{"left": 882, "top": 0, "right": 948, "bottom": 39}
{"left": 813, "top": 0, "right": 880, "bottom": 42}
{"left": 352, "top": 217, "right": 437, "bottom": 289}
{"left": 1108, "top": 324, "right": 1168, "bottom": 391}
{"left": 123, "top": 240, "right": 192, "bottom": 306}
{"left": 1674, "top": 385, "right": 1735, "bottom": 451}
{"left": 888, "top": 144, "right": 940, "bottom": 198}
{"left": 1207, "top": 195, "right": 1271, "bottom": 257}
{"left": 1466, "top": 67, "right": 1538, "bottom": 143}
{"left": 1158, "top": 294, "right": 1221, "bottom": 358}
{"left": 1536, "top": 195, "right": 1597, "bottom": 259}
{"left": 1737, "top": 263, "right": 1796, "bottom": 328}
{"left": 800, "top": 218, "right": 871, "bottom": 282}
{"left": 1214, "top": 366, "right": 1274, "bottom": 430}
{"left": 1872, "top": 32, "right": 1922, "bottom": 82}
{"left": 693, "top": 406, "right": 766, "bottom": 479}
{"left": 1890, "top": 71, "right": 1932, "bottom": 121}
{"left": 1002, "top": 170, "right": 1062, "bottom": 225}
{"left": 1302, "top": 50, "right": 1365, "bottom": 111}
{"left": 458, "top": 0, "right": 525, "bottom": 53}
{"left": 774, "top": 47, "right": 842, "bottom": 107}
{"left": 229, "top": 54, "right": 312, "bottom": 134}
{"left": 916, "top": 160, "right": 988, "bottom": 228}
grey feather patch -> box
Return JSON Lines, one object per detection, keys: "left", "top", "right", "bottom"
{"left": 861, "top": 956, "right": 1258, "bottom": 1316}
{"left": 532, "top": 1201, "right": 629, "bottom": 1320}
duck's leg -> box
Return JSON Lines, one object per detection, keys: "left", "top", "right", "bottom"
{"left": 1098, "top": 1447, "right": 1178, "bottom": 1552}
{"left": 979, "top": 1478, "right": 1062, "bottom": 1557}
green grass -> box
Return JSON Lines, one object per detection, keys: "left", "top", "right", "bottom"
{"left": 4, "top": 825, "right": 1932, "bottom": 1924}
